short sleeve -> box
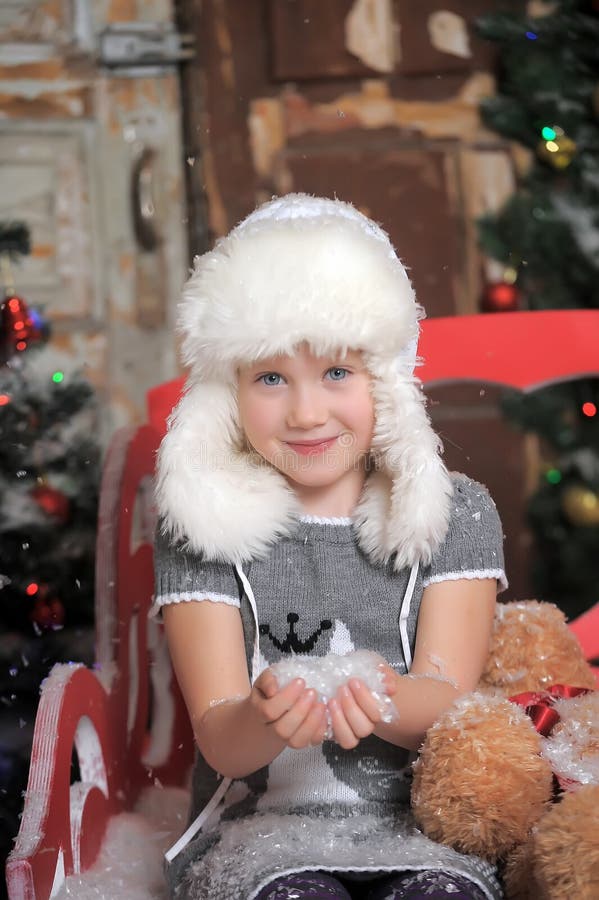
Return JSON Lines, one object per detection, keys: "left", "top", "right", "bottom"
{"left": 421, "top": 473, "right": 508, "bottom": 593}
{"left": 150, "top": 520, "right": 242, "bottom": 618}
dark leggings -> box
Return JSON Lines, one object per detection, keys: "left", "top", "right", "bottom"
{"left": 254, "top": 869, "right": 489, "bottom": 899}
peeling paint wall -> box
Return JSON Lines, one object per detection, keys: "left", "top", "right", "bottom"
{"left": 0, "top": 0, "right": 187, "bottom": 444}
{"left": 345, "top": 0, "right": 395, "bottom": 73}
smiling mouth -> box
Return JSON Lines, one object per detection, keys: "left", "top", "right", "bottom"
{"left": 284, "top": 436, "right": 339, "bottom": 455}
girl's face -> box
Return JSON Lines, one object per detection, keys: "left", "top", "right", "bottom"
{"left": 237, "top": 343, "right": 375, "bottom": 515}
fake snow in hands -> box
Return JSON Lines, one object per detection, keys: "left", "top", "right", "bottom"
{"left": 270, "top": 649, "right": 397, "bottom": 732}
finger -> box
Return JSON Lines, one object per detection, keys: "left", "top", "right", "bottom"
{"left": 378, "top": 665, "right": 398, "bottom": 695}
{"left": 274, "top": 688, "right": 319, "bottom": 741}
{"left": 347, "top": 679, "right": 384, "bottom": 723}
{"left": 311, "top": 708, "right": 330, "bottom": 746}
{"left": 338, "top": 684, "right": 378, "bottom": 737}
{"left": 260, "top": 678, "right": 306, "bottom": 722}
{"left": 287, "top": 701, "right": 327, "bottom": 749}
{"left": 259, "top": 674, "right": 280, "bottom": 700}
{"left": 253, "top": 669, "right": 280, "bottom": 699}
{"left": 328, "top": 697, "right": 359, "bottom": 750}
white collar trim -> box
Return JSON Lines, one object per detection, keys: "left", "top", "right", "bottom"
{"left": 299, "top": 514, "right": 353, "bottom": 526}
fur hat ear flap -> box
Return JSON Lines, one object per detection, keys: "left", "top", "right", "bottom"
{"left": 155, "top": 380, "right": 301, "bottom": 563}
{"left": 354, "top": 358, "right": 452, "bottom": 570}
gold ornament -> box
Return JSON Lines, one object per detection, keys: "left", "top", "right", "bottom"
{"left": 561, "top": 484, "right": 599, "bottom": 526}
{"left": 537, "top": 127, "right": 577, "bottom": 170}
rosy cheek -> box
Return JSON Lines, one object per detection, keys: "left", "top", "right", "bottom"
{"left": 243, "top": 397, "right": 278, "bottom": 443}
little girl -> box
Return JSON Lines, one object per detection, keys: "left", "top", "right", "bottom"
{"left": 152, "top": 194, "right": 508, "bottom": 900}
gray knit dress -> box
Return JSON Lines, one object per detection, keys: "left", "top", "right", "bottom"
{"left": 152, "top": 473, "right": 507, "bottom": 900}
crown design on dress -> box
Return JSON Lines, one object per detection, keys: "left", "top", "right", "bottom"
{"left": 260, "top": 613, "right": 333, "bottom": 654}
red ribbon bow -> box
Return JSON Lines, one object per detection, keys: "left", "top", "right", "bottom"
{"left": 509, "top": 684, "right": 591, "bottom": 737}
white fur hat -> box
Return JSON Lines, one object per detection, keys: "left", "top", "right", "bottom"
{"left": 156, "top": 194, "right": 452, "bottom": 570}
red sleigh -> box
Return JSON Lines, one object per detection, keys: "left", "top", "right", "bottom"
{"left": 6, "top": 310, "right": 599, "bottom": 899}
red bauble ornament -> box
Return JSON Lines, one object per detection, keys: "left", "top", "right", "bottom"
{"left": 49, "top": 598, "right": 65, "bottom": 627}
{"left": 482, "top": 281, "right": 520, "bottom": 313}
{"left": 30, "top": 597, "right": 53, "bottom": 630}
{"left": 30, "top": 595, "right": 65, "bottom": 630}
{"left": 31, "top": 483, "right": 71, "bottom": 523}
{"left": 1, "top": 293, "right": 42, "bottom": 362}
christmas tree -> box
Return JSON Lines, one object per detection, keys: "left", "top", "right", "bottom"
{"left": 0, "top": 223, "right": 100, "bottom": 879}
{"left": 476, "top": 0, "right": 599, "bottom": 619}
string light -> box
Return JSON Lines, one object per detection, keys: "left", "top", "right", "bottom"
{"left": 52, "top": 371, "right": 64, "bottom": 383}
{"left": 546, "top": 468, "right": 562, "bottom": 485}
{"left": 582, "top": 402, "right": 597, "bottom": 418}
{"left": 26, "top": 583, "right": 39, "bottom": 596}
{"left": 0, "top": 394, "right": 10, "bottom": 406}
{"left": 537, "top": 124, "right": 576, "bottom": 169}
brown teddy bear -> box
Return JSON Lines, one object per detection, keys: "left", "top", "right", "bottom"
{"left": 411, "top": 600, "right": 599, "bottom": 900}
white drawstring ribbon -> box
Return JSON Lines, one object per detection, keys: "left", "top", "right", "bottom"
{"left": 399, "top": 561, "right": 419, "bottom": 671}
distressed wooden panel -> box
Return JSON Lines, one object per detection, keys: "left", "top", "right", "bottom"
{"left": 0, "top": 0, "right": 175, "bottom": 47}
{"left": 427, "top": 382, "right": 535, "bottom": 602}
{"left": 0, "top": 58, "right": 72, "bottom": 79}
{"left": 0, "top": 2, "right": 187, "bottom": 438}
{"left": 268, "top": 0, "right": 377, "bottom": 81}
{"left": 283, "top": 71, "right": 493, "bottom": 138}
{"left": 101, "top": 0, "right": 175, "bottom": 25}
{"left": 458, "top": 147, "right": 517, "bottom": 300}
{"left": 188, "top": 0, "right": 268, "bottom": 236}
{"left": 0, "top": 124, "right": 102, "bottom": 319}
{"left": 280, "top": 139, "right": 466, "bottom": 317}
{"left": 396, "top": 0, "right": 497, "bottom": 75}
{"left": 269, "top": 0, "right": 498, "bottom": 81}
{"left": 0, "top": 1, "right": 69, "bottom": 42}
{"left": 0, "top": 83, "right": 93, "bottom": 118}
{"left": 94, "top": 73, "right": 185, "bottom": 431}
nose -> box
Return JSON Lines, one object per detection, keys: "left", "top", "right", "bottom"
{"left": 285, "top": 384, "right": 328, "bottom": 430}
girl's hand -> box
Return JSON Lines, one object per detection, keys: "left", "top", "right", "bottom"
{"left": 328, "top": 665, "right": 397, "bottom": 750}
{"left": 249, "top": 669, "right": 328, "bottom": 749}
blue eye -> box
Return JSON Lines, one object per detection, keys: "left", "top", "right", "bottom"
{"left": 327, "top": 367, "right": 348, "bottom": 381}
{"left": 259, "top": 373, "right": 282, "bottom": 386}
